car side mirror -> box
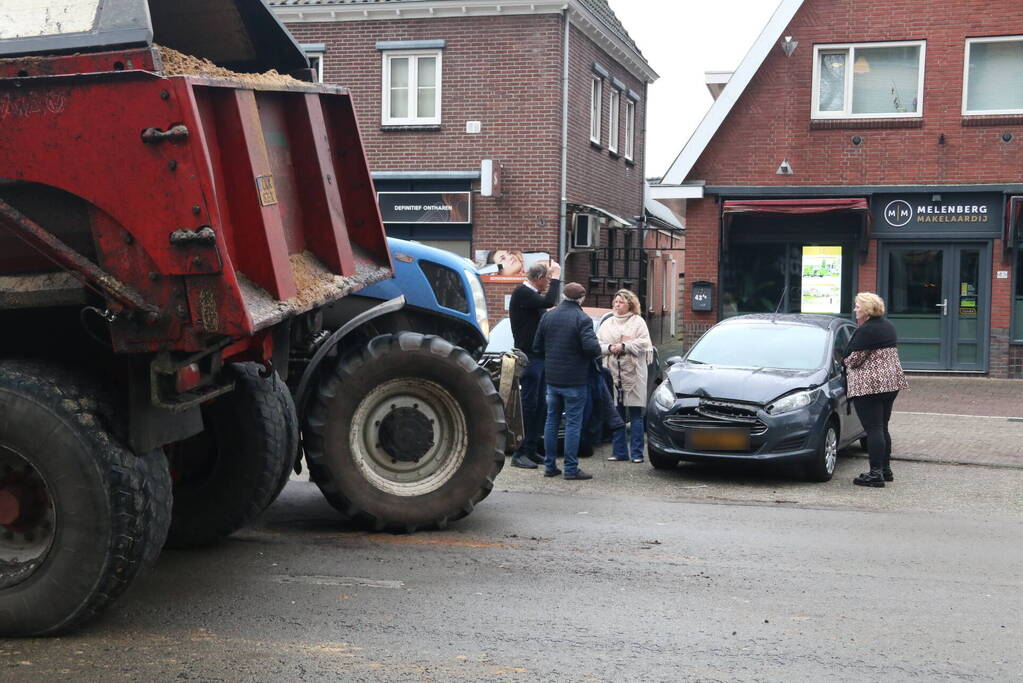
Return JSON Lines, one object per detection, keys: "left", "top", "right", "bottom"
{"left": 666, "top": 356, "right": 683, "bottom": 367}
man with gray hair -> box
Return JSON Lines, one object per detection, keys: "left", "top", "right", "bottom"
{"left": 533, "top": 282, "right": 601, "bottom": 480}
{"left": 508, "top": 258, "right": 561, "bottom": 468}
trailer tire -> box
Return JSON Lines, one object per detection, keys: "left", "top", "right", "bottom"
{"left": 164, "top": 363, "right": 289, "bottom": 548}
{"left": 0, "top": 361, "right": 170, "bottom": 637}
{"left": 265, "top": 370, "right": 300, "bottom": 510}
{"left": 304, "top": 333, "right": 505, "bottom": 532}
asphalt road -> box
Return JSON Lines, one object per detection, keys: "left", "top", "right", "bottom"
{"left": 3, "top": 451, "right": 1021, "bottom": 682}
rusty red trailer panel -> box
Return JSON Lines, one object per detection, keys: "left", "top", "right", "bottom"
{"left": 0, "top": 65, "right": 391, "bottom": 355}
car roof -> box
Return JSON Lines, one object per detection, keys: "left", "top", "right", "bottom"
{"left": 717, "top": 313, "right": 849, "bottom": 330}
{"left": 582, "top": 306, "right": 613, "bottom": 320}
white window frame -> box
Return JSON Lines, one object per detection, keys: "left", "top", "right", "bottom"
{"left": 590, "top": 76, "right": 602, "bottom": 144}
{"left": 811, "top": 40, "right": 926, "bottom": 119}
{"left": 963, "top": 35, "right": 1023, "bottom": 116}
{"left": 624, "top": 99, "right": 635, "bottom": 160}
{"left": 381, "top": 50, "right": 442, "bottom": 126}
{"left": 608, "top": 88, "right": 620, "bottom": 153}
{"left": 307, "top": 52, "right": 324, "bottom": 83}
{"left": 573, "top": 214, "right": 597, "bottom": 248}
{"left": 300, "top": 44, "right": 325, "bottom": 83}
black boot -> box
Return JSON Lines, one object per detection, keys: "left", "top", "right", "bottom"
{"left": 853, "top": 469, "right": 885, "bottom": 488}
{"left": 882, "top": 467, "right": 894, "bottom": 482}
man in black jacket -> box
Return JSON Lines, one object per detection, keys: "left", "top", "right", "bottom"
{"left": 508, "top": 260, "right": 561, "bottom": 468}
{"left": 533, "top": 282, "right": 601, "bottom": 480}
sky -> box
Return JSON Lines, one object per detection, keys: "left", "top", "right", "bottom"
{"left": 606, "top": 0, "right": 783, "bottom": 179}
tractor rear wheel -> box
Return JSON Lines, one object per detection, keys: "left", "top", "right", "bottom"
{"left": 0, "top": 360, "right": 171, "bottom": 637}
{"left": 304, "top": 333, "right": 505, "bottom": 532}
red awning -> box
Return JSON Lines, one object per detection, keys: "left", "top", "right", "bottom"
{"left": 722, "top": 198, "right": 869, "bottom": 215}
{"left": 720, "top": 198, "right": 871, "bottom": 259}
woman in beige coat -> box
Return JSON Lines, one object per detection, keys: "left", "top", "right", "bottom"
{"left": 597, "top": 289, "right": 653, "bottom": 462}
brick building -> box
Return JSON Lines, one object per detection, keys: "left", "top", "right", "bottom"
{"left": 270, "top": 0, "right": 684, "bottom": 338}
{"left": 653, "top": 0, "right": 1023, "bottom": 377}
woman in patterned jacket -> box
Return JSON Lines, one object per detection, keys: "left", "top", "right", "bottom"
{"left": 843, "top": 292, "right": 909, "bottom": 488}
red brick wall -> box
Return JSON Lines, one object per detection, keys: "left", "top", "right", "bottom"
{"left": 565, "top": 23, "right": 646, "bottom": 221}
{"left": 285, "top": 14, "right": 564, "bottom": 301}
{"left": 679, "top": 0, "right": 1023, "bottom": 372}
{"left": 286, "top": 13, "right": 651, "bottom": 325}
{"left": 563, "top": 22, "right": 647, "bottom": 291}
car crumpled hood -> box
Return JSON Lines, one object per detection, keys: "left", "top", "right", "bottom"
{"left": 666, "top": 363, "right": 829, "bottom": 405}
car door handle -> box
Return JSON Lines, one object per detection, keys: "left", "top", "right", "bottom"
{"left": 935, "top": 298, "right": 948, "bottom": 316}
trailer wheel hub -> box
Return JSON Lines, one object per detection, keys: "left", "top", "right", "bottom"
{"left": 0, "top": 447, "right": 56, "bottom": 591}
{"left": 378, "top": 407, "right": 435, "bottom": 462}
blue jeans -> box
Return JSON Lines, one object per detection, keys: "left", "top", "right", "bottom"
{"left": 513, "top": 357, "right": 546, "bottom": 459}
{"left": 544, "top": 384, "right": 587, "bottom": 476}
{"left": 612, "top": 406, "right": 645, "bottom": 460}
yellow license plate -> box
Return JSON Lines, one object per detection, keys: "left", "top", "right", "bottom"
{"left": 688, "top": 428, "right": 750, "bottom": 452}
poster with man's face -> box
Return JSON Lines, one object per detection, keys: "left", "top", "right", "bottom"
{"left": 475, "top": 249, "right": 551, "bottom": 283}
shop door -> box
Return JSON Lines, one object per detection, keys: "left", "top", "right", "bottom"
{"left": 880, "top": 243, "right": 990, "bottom": 371}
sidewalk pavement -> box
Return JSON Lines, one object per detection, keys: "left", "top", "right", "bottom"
{"left": 654, "top": 336, "right": 1023, "bottom": 469}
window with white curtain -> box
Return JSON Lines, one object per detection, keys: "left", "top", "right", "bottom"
{"left": 812, "top": 41, "right": 924, "bottom": 118}
{"left": 382, "top": 51, "right": 441, "bottom": 125}
{"left": 590, "top": 77, "right": 603, "bottom": 143}
{"left": 964, "top": 36, "right": 1023, "bottom": 115}
{"left": 608, "top": 89, "right": 620, "bottom": 153}
{"left": 624, "top": 99, "right": 635, "bottom": 159}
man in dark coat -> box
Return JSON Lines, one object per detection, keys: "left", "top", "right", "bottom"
{"left": 508, "top": 260, "right": 561, "bottom": 468}
{"left": 533, "top": 282, "right": 601, "bottom": 480}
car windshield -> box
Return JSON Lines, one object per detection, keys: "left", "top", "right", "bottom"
{"left": 485, "top": 318, "right": 514, "bottom": 353}
{"left": 485, "top": 313, "right": 609, "bottom": 354}
{"left": 686, "top": 323, "right": 829, "bottom": 370}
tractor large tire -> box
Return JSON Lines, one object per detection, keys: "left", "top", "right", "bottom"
{"left": 164, "top": 363, "right": 289, "bottom": 548}
{"left": 0, "top": 360, "right": 171, "bottom": 637}
{"left": 304, "top": 333, "right": 505, "bottom": 532}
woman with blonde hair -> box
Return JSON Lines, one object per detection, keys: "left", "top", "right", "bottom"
{"left": 843, "top": 292, "right": 908, "bottom": 488}
{"left": 597, "top": 289, "right": 653, "bottom": 463}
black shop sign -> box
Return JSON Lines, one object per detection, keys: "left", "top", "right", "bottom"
{"left": 871, "top": 193, "right": 1002, "bottom": 237}
{"left": 378, "top": 192, "right": 471, "bottom": 224}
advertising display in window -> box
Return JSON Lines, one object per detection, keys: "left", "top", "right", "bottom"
{"left": 382, "top": 51, "right": 441, "bottom": 125}
{"left": 378, "top": 191, "right": 469, "bottom": 223}
{"left": 813, "top": 42, "right": 924, "bottom": 118}
{"left": 474, "top": 249, "right": 552, "bottom": 283}
{"left": 964, "top": 36, "right": 1023, "bottom": 115}
{"left": 800, "top": 246, "right": 843, "bottom": 314}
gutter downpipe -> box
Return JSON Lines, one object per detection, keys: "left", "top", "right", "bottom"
{"left": 558, "top": 5, "right": 570, "bottom": 275}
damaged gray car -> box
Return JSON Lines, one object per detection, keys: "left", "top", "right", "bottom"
{"left": 645, "top": 314, "right": 867, "bottom": 481}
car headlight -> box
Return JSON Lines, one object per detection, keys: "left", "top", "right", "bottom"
{"left": 766, "top": 389, "right": 816, "bottom": 415}
{"left": 464, "top": 269, "right": 490, "bottom": 340}
{"left": 652, "top": 380, "right": 675, "bottom": 410}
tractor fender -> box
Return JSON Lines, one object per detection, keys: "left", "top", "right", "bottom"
{"left": 292, "top": 295, "right": 405, "bottom": 422}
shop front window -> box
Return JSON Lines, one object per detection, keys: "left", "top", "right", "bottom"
{"left": 1014, "top": 248, "right": 1023, "bottom": 341}
{"left": 721, "top": 242, "right": 854, "bottom": 317}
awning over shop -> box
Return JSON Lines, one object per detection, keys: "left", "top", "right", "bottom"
{"left": 721, "top": 198, "right": 869, "bottom": 215}
{"left": 721, "top": 198, "right": 870, "bottom": 258}
{"left": 1007, "top": 196, "right": 1023, "bottom": 250}
{"left": 568, "top": 202, "right": 633, "bottom": 227}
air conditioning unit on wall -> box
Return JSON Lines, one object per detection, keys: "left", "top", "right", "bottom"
{"left": 572, "top": 214, "right": 600, "bottom": 249}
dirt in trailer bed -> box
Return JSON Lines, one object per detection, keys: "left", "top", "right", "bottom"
{"left": 156, "top": 45, "right": 306, "bottom": 87}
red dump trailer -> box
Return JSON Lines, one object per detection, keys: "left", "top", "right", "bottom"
{"left": 0, "top": 0, "right": 506, "bottom": 636}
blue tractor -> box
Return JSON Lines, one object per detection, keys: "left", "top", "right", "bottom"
{"left": 300, "top": 238, "right": 522, "bottom": 531}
